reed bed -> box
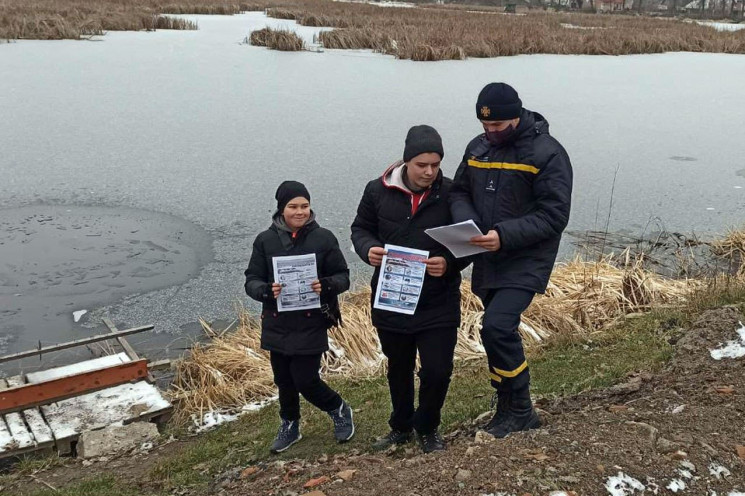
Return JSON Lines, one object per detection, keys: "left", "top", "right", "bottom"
{"left": 0, "top": 0, "right": 225, "bottom": 39}
{"left": 711, "top": 228, "right": 745, "bottom": 276}
{"left": 249, "top": 26, "right": 305, "bottom": 49}
{"left": 306, "top": 8, "right": 745, "bottom": 59}
{"left": 4, "top": 0, "right": 745, "bottom": 59}
{"left": 171, "top": 254, "right": 701, "bottom": 424}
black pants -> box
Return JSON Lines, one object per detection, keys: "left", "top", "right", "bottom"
{"left": 378, "top": 327, "right": 458, "bottom": 435}
{"left": 481, "top": 288, "right": 535, "bottom": 391}
{"left": 270, "top": 352, "right": 342, "bottom": 421}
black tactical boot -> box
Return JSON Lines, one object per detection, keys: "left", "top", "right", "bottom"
{"left": 485, "top": 388, "right": 511, "bottom": 431}
{"left": 487, "top": 385, "right": 541, "bottom": 438}
{"left": 372, "top": 429, "right": 413, "bottom": 450}
{"left": 270, "top": 418, "right": 302, "bottom": 453}
{"left": 416, "top": 430, "right": 446, "bottom": 453}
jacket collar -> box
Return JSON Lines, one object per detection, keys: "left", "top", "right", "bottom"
{"left": 381, "top": 160, "right": 442, "bottom": 194}
{"left": 270, "top": 212, "right": 318, "bottom": 250}
{"left": 476, "top": 109, "right": 549, "bottom": 149}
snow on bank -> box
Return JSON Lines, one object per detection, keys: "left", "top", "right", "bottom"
{"left": 696, "top": 21, "right": 745, "bottom": 32}
{"left": 335, "top": 0, "right": 415, "bottom": 7}
{"left": 192, "top": 396, "right": 278, "bottom": 433}
{"left": 605, "top": 472, "right": 646, "bottom": 495}
{"left": 709, "top": 321, "right": 745, "bottom": 360}
{"left": 561, "top": 23, "right": 608, "bottom": 29}
{"left": 709, "top": 462, "right": 731, "bottom": 479}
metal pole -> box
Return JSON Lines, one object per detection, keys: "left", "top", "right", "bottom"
{"left": 0, "top": 325, "right": 155, "bottom": 364}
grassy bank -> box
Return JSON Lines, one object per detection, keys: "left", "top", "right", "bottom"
{"left": 169, "top": 256, "right": 695, "bottom": 425}
{"left": 5, "top": 233, "right": 744, "bottom": 495}
{"left": 3, "top": 0, "right": 745, "bottom": 60}
{"left": 9, "top": 279, "right": 745, "bottom": 495}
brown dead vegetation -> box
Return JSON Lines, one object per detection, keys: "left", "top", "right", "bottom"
{"left": 3, "top": 0, "right": 744, "bottom": 61}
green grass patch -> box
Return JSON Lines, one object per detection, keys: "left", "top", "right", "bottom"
{"left": 19, "top": 474, "right": 159, "bottom": 496}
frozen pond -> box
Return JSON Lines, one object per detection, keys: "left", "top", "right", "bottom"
{"left": 1, "top": 12, "right": 745, "bottom": 369}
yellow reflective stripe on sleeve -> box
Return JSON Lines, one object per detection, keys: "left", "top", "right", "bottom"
{"left": 467, "top": 159, "right": 539, "bottom": 174}
{"left": 489, "top": 372, "right": 503, "bottom": 383}
{"left": 492, "top": 361, "right": 528, "bottom": 378}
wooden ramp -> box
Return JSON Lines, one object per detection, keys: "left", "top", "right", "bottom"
{"left": 0, "top": 353, "right": 171, "bottom": 458}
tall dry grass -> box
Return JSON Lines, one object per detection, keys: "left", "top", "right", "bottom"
{"left": 257, "top": 1, "right": 745, "bottom": 59}
{"left": 171, "top": 253, "right": 700, "bottom": 423}
{"left": 711, "top": 228, "right": 745, "bottom": 277}
{"left": 0, "top": 0, "right": 243, "bottom": 39}
{"left": 249, "top": 26, "right": 305, "bottom": 50}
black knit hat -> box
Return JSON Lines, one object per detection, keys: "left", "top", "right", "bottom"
{"left": 275, "top": 180, "right": 310, "bottom": 212}
{"left": 476, "top": 83, "right": 522, "bottom": 121}
{"left": 403, "top": 125, "right": 444, "bottom": 163}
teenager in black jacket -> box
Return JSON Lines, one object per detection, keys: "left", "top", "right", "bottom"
{"left": 245, "top": 181, "right": 354, "bottom": 453}
{"left": 351, "top": 125, "right": 464, "bottom": 453}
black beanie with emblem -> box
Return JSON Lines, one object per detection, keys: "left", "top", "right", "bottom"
{"left": 403, "top": 125, "right": 444, "bottom": 163}
{"left": 476, "top": 83, "right": 522, "bottom": 121}
{"left": 275, "top": 180, "right": 310, "bottom": 212}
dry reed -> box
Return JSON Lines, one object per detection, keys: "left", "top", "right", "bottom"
{"left": 711, "top": 228, "right": 745, "bottom": 276}
{"left": 4, "top": 0, "right": 745, "bottom": 60}
{"left": 249, "top": 26, "right": 305, "bottom": 50}
{"left": 262, "top": 2, "right": 745, "bottom": 59}
{"left": 171, "top": 254, "right": 701, "bottom": 423}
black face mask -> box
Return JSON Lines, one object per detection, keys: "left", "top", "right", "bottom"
{"left": 486, "top": 124, "right": 516, "bottom": 145}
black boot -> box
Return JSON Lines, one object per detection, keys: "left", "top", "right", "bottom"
{"left": 372, "top": 429, "right": 412, "bottom": 450}
{"left": 487, "top": 385, "right": 541, "bottom": 438}
{"left": 485, "top": 388, "right": 511, "bottom": 431}
{"left": 416, "top": 430, "right": 446, "bottom": 453}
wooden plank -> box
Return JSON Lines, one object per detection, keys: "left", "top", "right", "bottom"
{"left": 21, "top": 408, "right": 54, "bottom": 446}
{"left": 0, "top": 380, "right": 16, "bottom": 454}
{"left": 5, "top": 377, "right": 54, "bottom": 446}
{"left": 42, "top": 381, "right": 172, "bottom": 442}
{"left": 0, "top": 378, "right": 33, "bottom": 454}
{"left": 0, "top": 325, "right": 154, "bottom": 364}
{"left": 26, "top": 353, "right": 130, "bottom": 384}
{"left": 0, "top": 359, "right": 148, "bottom": 415}
{"left": 102, "top": 318, "right": 155, "bottom": 383}
{"left": 4, "top": 411, "right": 34, "bottom": 449}
{"left": 102, "top": 318, "right": 139, "bottom": 360}
{"left": 148, "top": 359, "right": 173, "bottom": 371}
{"left": 0, "top": 416, "right": 18, "bottom": 455}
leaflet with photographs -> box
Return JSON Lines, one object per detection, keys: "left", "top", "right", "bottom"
{"left": 272, "top": 253, "right": 321, "bottom": 312}
{"left": 373, "top": 244, "right": 429, "bottom": 315}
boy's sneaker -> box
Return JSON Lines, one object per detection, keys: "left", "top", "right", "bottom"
{"left": 327, "top": 400, "right": 355, "bottom": 443}
{"left": 372, "top": 429, "right": 412, "bottom": 450}
{"left": 270, "top": 419, "right": 302, "bottom": 453}
{"left": 416, "top": 430, "right": 446, "bottom": 453}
